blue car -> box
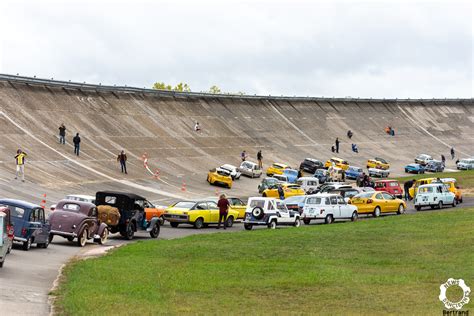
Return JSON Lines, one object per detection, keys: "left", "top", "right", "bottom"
{"left": 313, "top": 169, "right": 328, "bottom": 184}
{"left": 0, "top": 199, "right": 50, "bottom": 250}
{"left": 284, "top": 195, "right": 308, "bottom": 214}
{"left": 345, "top": 166, "right": 363, "bottom": 180}
{"left": 404, "top": 163, "right": 425, "bottom": 174}
{"left": 283, "top": 169, "right": 299, "bottom": 183}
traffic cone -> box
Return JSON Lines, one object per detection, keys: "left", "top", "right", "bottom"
{"left": 181, "top": 181, "right": 186, "bottom": 192}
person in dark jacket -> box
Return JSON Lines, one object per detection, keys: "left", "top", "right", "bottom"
{"left": 347, "top": 130, "right": 353, "bottom": 139}
{"left": 117, "top": 150, "right": 128, "bottom": 174}
{"left": 217, "top": 194, "right": 229, "bottom": 229}
{"left": 257, "top": 150, "right": 263, "bottom": 169}
{"left": 450, "top": 147, "right": 455, "bottom": 159}
{"left": 277, "top": 184, "right": 285, "bottom": 200}
{"left": 441, "top": 154, "right": 446, "bottom": 166}
{"left": 73, "top": 133, "right": 81, "bottom": 156}
{"left": 404, "top": 179, "right": 415, "bottom": 201}
{"left": 58, "top": 124, "right": 66, "bottom": 144}
{"left": 335, "top": 138, "right": 340, "bottom": 153}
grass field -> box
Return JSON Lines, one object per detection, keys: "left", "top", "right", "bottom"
{"left": 54, "top": 209, "right": 474, "bottom": 315}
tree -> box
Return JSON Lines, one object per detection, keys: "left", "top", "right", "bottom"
{"left": 209, "top": 85, "right": 221, "bottom": 94}
{"left": 152, "top": 82, "right": 191, "bottom": 92}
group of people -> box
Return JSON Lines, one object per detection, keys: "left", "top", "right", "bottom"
{"left": 240, "top": 150, "right": 263, "bottom": 169}
{"left": 58, "top": 124, "right": 81, "bottom": 156}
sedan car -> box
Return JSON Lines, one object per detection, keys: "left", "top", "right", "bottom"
{"left": 425, "top": 160, "right": 445, "bottom": 173}
{"left": 299, "top": 158, "right": 324, "bottom": 173}
{"left": 405, "top": 163, "right": 425, "bottom": 174}
{"left": 207, "top": 168, "right": 233, "bottom": 188}
{"left": 266, "top": 163, "right": 291, "bottom": 176}
{"left": 49, "top": 200, "right": 109, "bottom": 247}
{"left": 324, "top": 157, "right": 349, "bottom": 170}
{"left": 219, "top": 164, "right": 241, "bottom": 180}
{"left": 164, "top": 200, "right": 239, "bottom": 229}
{"left": 262, "top": 184, "right": 305, "bottom": 199}
{"left": 368, "top": 167, "right": 390, "bottom": 178}
{"left": 345, "top": 166, "right": 363, "bottom": 180}
{"left": 349, "top": 191, "right": 406, "bottom": 217}
{"left": 238, "top": 161, "right": 262, "bottom": 178}
{"left": 414, "top": 154, "right": 433, "bottom": 166}
{"left": 366, "top": 158, "right": 390, "bottom": 170}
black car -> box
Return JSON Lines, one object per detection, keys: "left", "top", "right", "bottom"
{"left": 425, "top": 160, "right": 445, "bottom": 173}
{"left": 299, "top": 158, "right": 324, "bottom": 173}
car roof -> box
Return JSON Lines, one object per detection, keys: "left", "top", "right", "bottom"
{"left": 314, "top": 193, "right": 341, "bottom": 197}
{"left": 419, "top": 183, "right": 443, "bottom": 188}
{"left": 297, "top": 177, "right": 319, "bottom": 180}
{"left": 56, "top": 199, "right": 96, "bottom": 210}
{"left": 0, "top": 198, "right": 41, "bottom": 209}
{"left": 96, "top": 191, "right": 146, "bottom": 200}
{"left": 221, "top": 164, "right": 236, "bottom": 169}
{"left": 273, "top": 163, "right": 288, "bottom": 168}
{"left": 66, "top": 194, "right": 95, "bottom": 200}
{"left": 375, "top": 179, "right": 398, "bottom": 182}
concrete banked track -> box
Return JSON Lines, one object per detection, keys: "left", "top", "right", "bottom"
{"left": 0, "top": 74, "right": 473, "bottom": 204}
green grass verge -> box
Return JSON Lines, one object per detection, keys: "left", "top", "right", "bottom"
{"left": 394, "top": 170, "right": 474, "bottom": 188}
{"left": 54, "top": 209, "right": 474, "bottom": 315}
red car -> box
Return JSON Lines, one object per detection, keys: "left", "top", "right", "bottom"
{"left": 374, "top": 180, "right": 403, "bottom": 199}
{"left": 0, "top": 206, "right": 14, "bottom": 254}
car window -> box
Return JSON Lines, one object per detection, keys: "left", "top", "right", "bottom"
{"left": 382, "top": 193, "right": 393, "bottom": 200}
{"left": 268, "top": 202, "right": 275, "bottom": 211}
{"left": 89, "top": 207, "right": 98, "bottom": 217}
{"left": 375, "top": 193, "right": 383, "bottom": 200}
{"left": 296, "top": 180, "right": 303, "bottom": 186}
{"left": 419, "top": 187, "right": 432, "bottom": 193}
{"left": 329, "top": 196, "right": 338, "bottom": 205}
{"left": 173, "top": 201, "right": 196, "bottom": 209}
{"left": 196, "top": 203, "right": 208, "bottom": 210}
{"left": 10, "top": 206, "right": 25, "bottom": 219}
{"left": 276, "top": 202, "right": 287, "bottom": 212}
{"left": 207, "top": 202, "right": 218, "bottom": 210}
{"left": 337, "top": 196, "right": 345, "bottom": 205}
{"left": 230, "top": 198, "right": 243, "bottom": 206}
{"left": 104, "top": 196, "right": 117, "bottom": 204}
{"left": 306, "top": 197, "right": 321, "bottom": 205}
{"left": 62, "top": 203, "right": 81, "bottom": 212}
{"left": 249, "top": 200, "right": 265, "bottom": 209}
{"left": 375, "top": 182, "right": 386, "bottom": 188}
{"left": 388, "top": 182, "right": 399, "bottom": 187}
{"left": 29, "top": 208, "right": 41, "bottom": 222}
{"left": 345, "top": 190, "right": 359, "bottom": 198}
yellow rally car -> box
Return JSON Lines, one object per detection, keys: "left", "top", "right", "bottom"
{"left": 350, "top": 191, "right": 406, "bottom": 217}
{"left": 262, "top": 183, "right": 305, "bottom": 199}
{"left": 163, "top": 200, "right": 240, "bottom": 229}
{"left": 366, "top": 157, "right": 390, "bottom": 170}
{"left": 324, "top": 157, "right": 349, "bottom": 171}
{"left": 266, "top": 163, "right": 290, "bottom": 176}
{"left": 207, "top": 168, "right": 233, "bottom": 189}
{"left": 207, "top": 196, "right": 247, "bottom": 219}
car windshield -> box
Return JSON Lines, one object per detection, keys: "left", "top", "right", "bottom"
{"left": 216, "top": 170, "right": 229, "bottom": 176}
{"left": 376, "top": 158, "right": 387, "bottom": 163}
{"left": 242, "top": 162, "right": 252, "bottom": 169}
{"left": 285, "top": 196, "right": 305, "bottom": 204}
{"left": 172, "top": 201, "right": 195, "bottom": 209}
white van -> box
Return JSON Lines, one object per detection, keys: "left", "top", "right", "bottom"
{"left": 296, "top": 177, "right": 319, "bottom": 194}
{"left": 301, "top": 193, "right": 358, "bottom": 225}
{"left": 414, "top": 183, "right": 456, "bottom": 211}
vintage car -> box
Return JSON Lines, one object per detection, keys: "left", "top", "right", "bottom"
{"left": 207, "top": 168, "right": 233, "bottom": 188}
{"left": 95, "top": 192, "right": 162, "bottom": 240}
{"left": 243, "top": 197, "right": 300, "bottom": 230}
{"left": 457, "top": 158, "right": 474, "bottom": 170}
{"left": 296, "top": 177, "right": 319, "bottom": 194}
{"left": 374, "top": 180, "right": 403, "bottom": 198}
{"left": 262, "top": 183, "right": 305, "bottom": 199}
{"left": 366, "top": 157, "right": 390, "bottom": 170}
{"left": 301, "top": 193, "right": 358, "bottom": 224}
{"left": 349, "top": 191, "right": 406, "bottom": 217}
{"left": 207, "top": 196, "right": 247, "bottom": 219}
{"left": 324, "top": 157, "right": 349, "bottom": 170}
{"left": 345, "top": 166, "right": 363, "bottom": 180}
{"left": 414, "top": 154, "right": 433, "bottom": 166}
{"left": 266, "top": 163, "right": 291, "bottom": 176}
{"left": 238, "top": 161, "right": 262, "bottom": 178}
{"left": 164, "top": 200, "right": 239, "bottom": 228}
{"left": 282, "top": 169, "right": 299, "bottom": 183}
{"left": 327, "top": 187, "right": 361, "bottom": 203}
{"left": 258, "top": 177, "right": 281, "bottom": 194}
{"left": 405, "top": 163, "right": 425, "bottom": 174}
{"left": 0, "top": 199, "right": 50, "bottom": 251}
{"left": 0, "top": 207, "right": 13, "bottom": 255}
{"left": 313, "top": 169, "right": 328, "bottom": 184}
{"left": 368, "top": 167, "right": 390, "bottom": 178}
{"left": 219, "top": 164, "right": 241, "bottom": 180}
{"left": 0, "top": 210, "right": 14, "bottom": 268}
{"left": 299, "top": 158, "right": 324, "bottom": 173}
{"left": 50, "top": 194, "right": 96, "bottom": 211}
{"left": 48, "top": 200, "right": 109, "bottom": 247}
{"left": 414, "top": 183, "right": 456, "bottom": 211}
{"left": 425, "top": 160, "right": 445, "bottom": 173}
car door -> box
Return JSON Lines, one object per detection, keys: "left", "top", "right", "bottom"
{"left": 229, "top": 198, "right": 246, "bottom": 218}
{"left": 29, "top": 208, "right": 46, "bottom": 242}
{"left": 336, "top": 196, "right": 348, "bottom": 218}
{"left": 381, "top": 193, "right": 396, "bottom": 212}
{"left": 206, "top": 202, "right": 219, "bottom": 223}
{"left": 276, "top": 201, "right": 291, "bottom": 223}
{"left": 329, "top": 196, "right": 339, "bottom": 217}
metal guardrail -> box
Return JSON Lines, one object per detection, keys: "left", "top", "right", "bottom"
{"left": 0, "top": 73, "right": 472, "bottom": 103}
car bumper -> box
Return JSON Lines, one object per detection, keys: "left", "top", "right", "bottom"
{"left": 50, "top": 230, "right": 77, "bottom": 238}
{"left": 13, "top": 236, "right": 28, "bottom": 242}
{"left": 243, "top": 220, "right": 268, "bottom": 225}
{"left": 163, "top": 215, "right": 189, "bottom": 222}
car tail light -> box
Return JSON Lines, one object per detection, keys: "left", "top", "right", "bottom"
{"left": 348, "top": 200, "right": 351, "bottom": 204}
{"left": 367, "top": 199, "right": 373, "bottom": 204}
{"left": 21, "top": 228, "right": 27, "bottom": 237}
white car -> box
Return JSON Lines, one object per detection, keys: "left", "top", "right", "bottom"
{"left": 457, "top": 158, "right": 474, "bottom": 170}
{"left": 368, "top": 167, "right": 390, "bottom": 178}
{"left": 296, "top": 177, "right": 319, "bottom": 194}
{"left": 219, "top": 164, "right": 241, "bottom": 180}
{"left": 243, "top": 197, "right": 300, "bottom": 230}
{"left": 49, "top": 194, "right": 96, "bottom": 211}
{"left": 238, "top": 161, "right": 262, "bottom": 178}
{"left": 414, "top": 154, "right": 433, "bottom": 166}
{"left": 301, "top": 193, "right": 358, "bottom": 224}
{"left": 414, "top": 183, "right": 456, "bottom": 211}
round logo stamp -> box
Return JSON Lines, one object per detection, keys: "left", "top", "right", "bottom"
{"left": 439, "top": 278, "right": 471, "bottom": 310}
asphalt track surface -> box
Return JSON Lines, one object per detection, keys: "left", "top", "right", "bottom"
{"left": 1, "top": 198, "right": 473, "bottom": 315}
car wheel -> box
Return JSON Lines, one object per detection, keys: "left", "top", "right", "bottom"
{"left": 293, "top": 218, "right": 301, "bottom": 227}
{"left": 325, "top": 215, "right": 334, "bottom": 224}
{"left": 149, "top": 223, "right": 160, "bottom": 238}
{"left": 303, "top": 219, "right": 311, "bottom": 225}
{"left": 77, "top": 228, "right": 88, "bottom": 247}
{"left": 397, "top": 204, "right": 405, "bottom": 215}
{"left": 405, "top": 169, "right": 408, "bottom": 173}
{"left": 48, "top": 234, "right": 54, "bottom": 243}
{"left": 452, "top": 199, "right": 456, "bottom": 207}
{"left": 194, "top": 218, "right": 204, "bottom": 229}
{"left": 251, "top": 207, "right": 265, "bottom": 220}
{"left": 438, "top": 201, "right": 443, "bottom": 209}
{"left": 268, "top": 220, "right": 277, "bottom": 229}
{"left": 37, "top": 237, "right": 49, "bottom": 249}
{"left": 415, "top": 205, "right": 421, "bottom": 211}
{"left": 97, "top": 229, "right": 109, "bottom": 244}
{"left": 226, "top": 216, "right": 234, "bottom": 228}
{"left": 244, "top": 223, "right": 253, "bottom": 231}
{"left": 170, "top": 222, "right": 179, "bottom": 228}
{"left": 67, "top": 236, "right": 74, "bottom": 242}
{"left": 22, "top": 238, "right": 32, "bottom": 251}
{"left": 125, "top": 222, "right": 135, "bottom": 240}
{"left": 351, "top": 211, "right": 358, "bottom": 222}
{"left": 373, "top": 207, "right": 381, "bottom": 217}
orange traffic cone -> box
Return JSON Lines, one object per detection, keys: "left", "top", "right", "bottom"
{"left": 181, "top": 181, "right": 186, "bottom": 192}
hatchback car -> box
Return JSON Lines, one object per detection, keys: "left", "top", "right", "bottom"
{"left": 282, "top": 169, "right": 299, "bottom": 183}
{"left": 366, "top": 157, "right": 390, "bottom": 170}
{"left": 207, "top": 168, "right": 233, "bottom": 188}
{"left": 296, "top": 177, "right": 319, "bottom": 194}
{"left": 425, "top": 160, "right": 445, "bottom": 173}
{"left": 258, "top": 177, "right": 281, "bottom": 194}
{"left": 262, "top": 184, "right": 305, "bottom": 199}
{"left": 238, "top": 161, "right": 262, "bottom": 178}
{"left": 456, "top": 158, "right": 474, "bottom": 170}
{"left": 414, "top": 154, "right": 433, "bottom": 166}
{"left": 299, "top": 158, "right": 324, "bottom": 173}
{"left": 266, "top": 163, "right": 291, "bottom": 176}
{"left": 219, "top": 164, "right": 241, "bottom": 180}
{"left": 301, "top": 193, "right": 358, "bottom": 224}
{"left": 345, "top": 166, "right": 363, "bottom": 180}
{"left": 324, "top": 157, "right": 349, "bottom": 170}
{"left": 414, "top": 183, "right": 456, "bottom": 211}
{"left": 374, "top": 180, "right": 403, "bottom": 198}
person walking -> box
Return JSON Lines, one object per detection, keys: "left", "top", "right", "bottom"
{"left": 58, "top": 124, "right": 66, "bottom": 144}
{"left": 441, "top": 154, "right": 446, "bottom": 166}
{"left": 335, "top": 138, "right": 340, "bottom": 153}
{"left": 14, "top": 149, "right": 27, "bottom": 182}
{"left": 217, "top": 194, "right": 229, "bottom": 230}
{"left": 277, "top": 184, "right": 285, "bottom": 200}
{"left": 194, "top": 122, "right": 201, "bottom": 132}
{"left": 73, "top": 133, "right": 81, "bottom": 156}
{"left": 241, "top": 150, "right": 247, "bottom": 162}
{"left": 404, "top": 179, "right": 415, "bottom": 201}
{"left": 117, "top": 150, "right": 128, "bottom": 174}
{"left": 257, "top": 150, "right": 263, "bottom": 169}
{"left": 450, "top": 147, "right": 455, "bottom": 159}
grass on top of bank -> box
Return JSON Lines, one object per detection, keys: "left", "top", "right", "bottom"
{"left": 54, "top": 208, "right": 474, "bottom": 315}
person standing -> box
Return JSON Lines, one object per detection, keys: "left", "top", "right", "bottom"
{"left": 241, "top": 150, "right": 247, "bottom": 162}
{"left": 14, "top": 149, "right": 27, "bottom": 182}
{"left": 117, "top": 150, "right": 128, "bottom": 174}
{"left": 217, "top": 194, "right": 230, "bottom": 230}
{"left": 58, "top": 124, "right": 66, "bottom": 144}
{"left": 441, "top": 154, "right": 446, "bottom": 166}
{"left": 194, "top": 122, "right": 201, "bottom": 132}
{"left": 335, "top": 138, "right": 340, "bottom": 153}
{"left": 403, "top": 179, "right": 415, "bottom": 201}
{"left": 73, "top": 133, "right": 81, "bottom": 156}
{"left": 450, "top": 147, "right": 455, "bottom": 159}
{"left": 257, "top": 150, "right": 263, "bottom": 169}
{"left": 277, "top": 184, "right": 285, "bottom": 200}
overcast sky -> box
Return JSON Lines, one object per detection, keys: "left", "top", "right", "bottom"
{"left": 0, "top": 0, "right": 472, "bottom": 98}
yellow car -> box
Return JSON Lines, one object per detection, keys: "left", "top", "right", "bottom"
{"left": 262, "top": 183, "right": 305, "bottom": 199}
{"left": 266, "top": 163, "right": 290, "bottom": 176}
{"left": 207, "top": 196, "right": 247, "bottom": 219}
{"left": 163, "top": 200, "right": 240, "bottom": 229}
{"left": 207, "top": 168, "right": 233, "bottom": 189}
{"left": 350, "top": 191, "right": 406, "bottom": 217}
{"left": 366, "top": 157, "right": 390, "bottom": 170}
{"left": 324, "top": 157, "right": 349, "bottom": 171}
{"left": 408, "top": 177, "right": 441, "bottom": 198}
{"left": 442, "top": 178, "right": 463, "bottom": 203}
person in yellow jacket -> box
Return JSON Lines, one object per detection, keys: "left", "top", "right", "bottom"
{"left": 14, "top": 149, "right": 27, "bottom": 182}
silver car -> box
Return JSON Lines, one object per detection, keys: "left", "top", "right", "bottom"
{"left": 238, "top": 161, "right": 262, "bottom": 178}
{"left": 457, "top": 158, "right": 474, "bottom": 170}
{"left": 368, "top": 168, "right": 390, "bottom": 178}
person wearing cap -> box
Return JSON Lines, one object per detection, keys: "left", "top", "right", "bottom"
{"left": 217, "top": 194, "right": 230, "bottom": 229}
